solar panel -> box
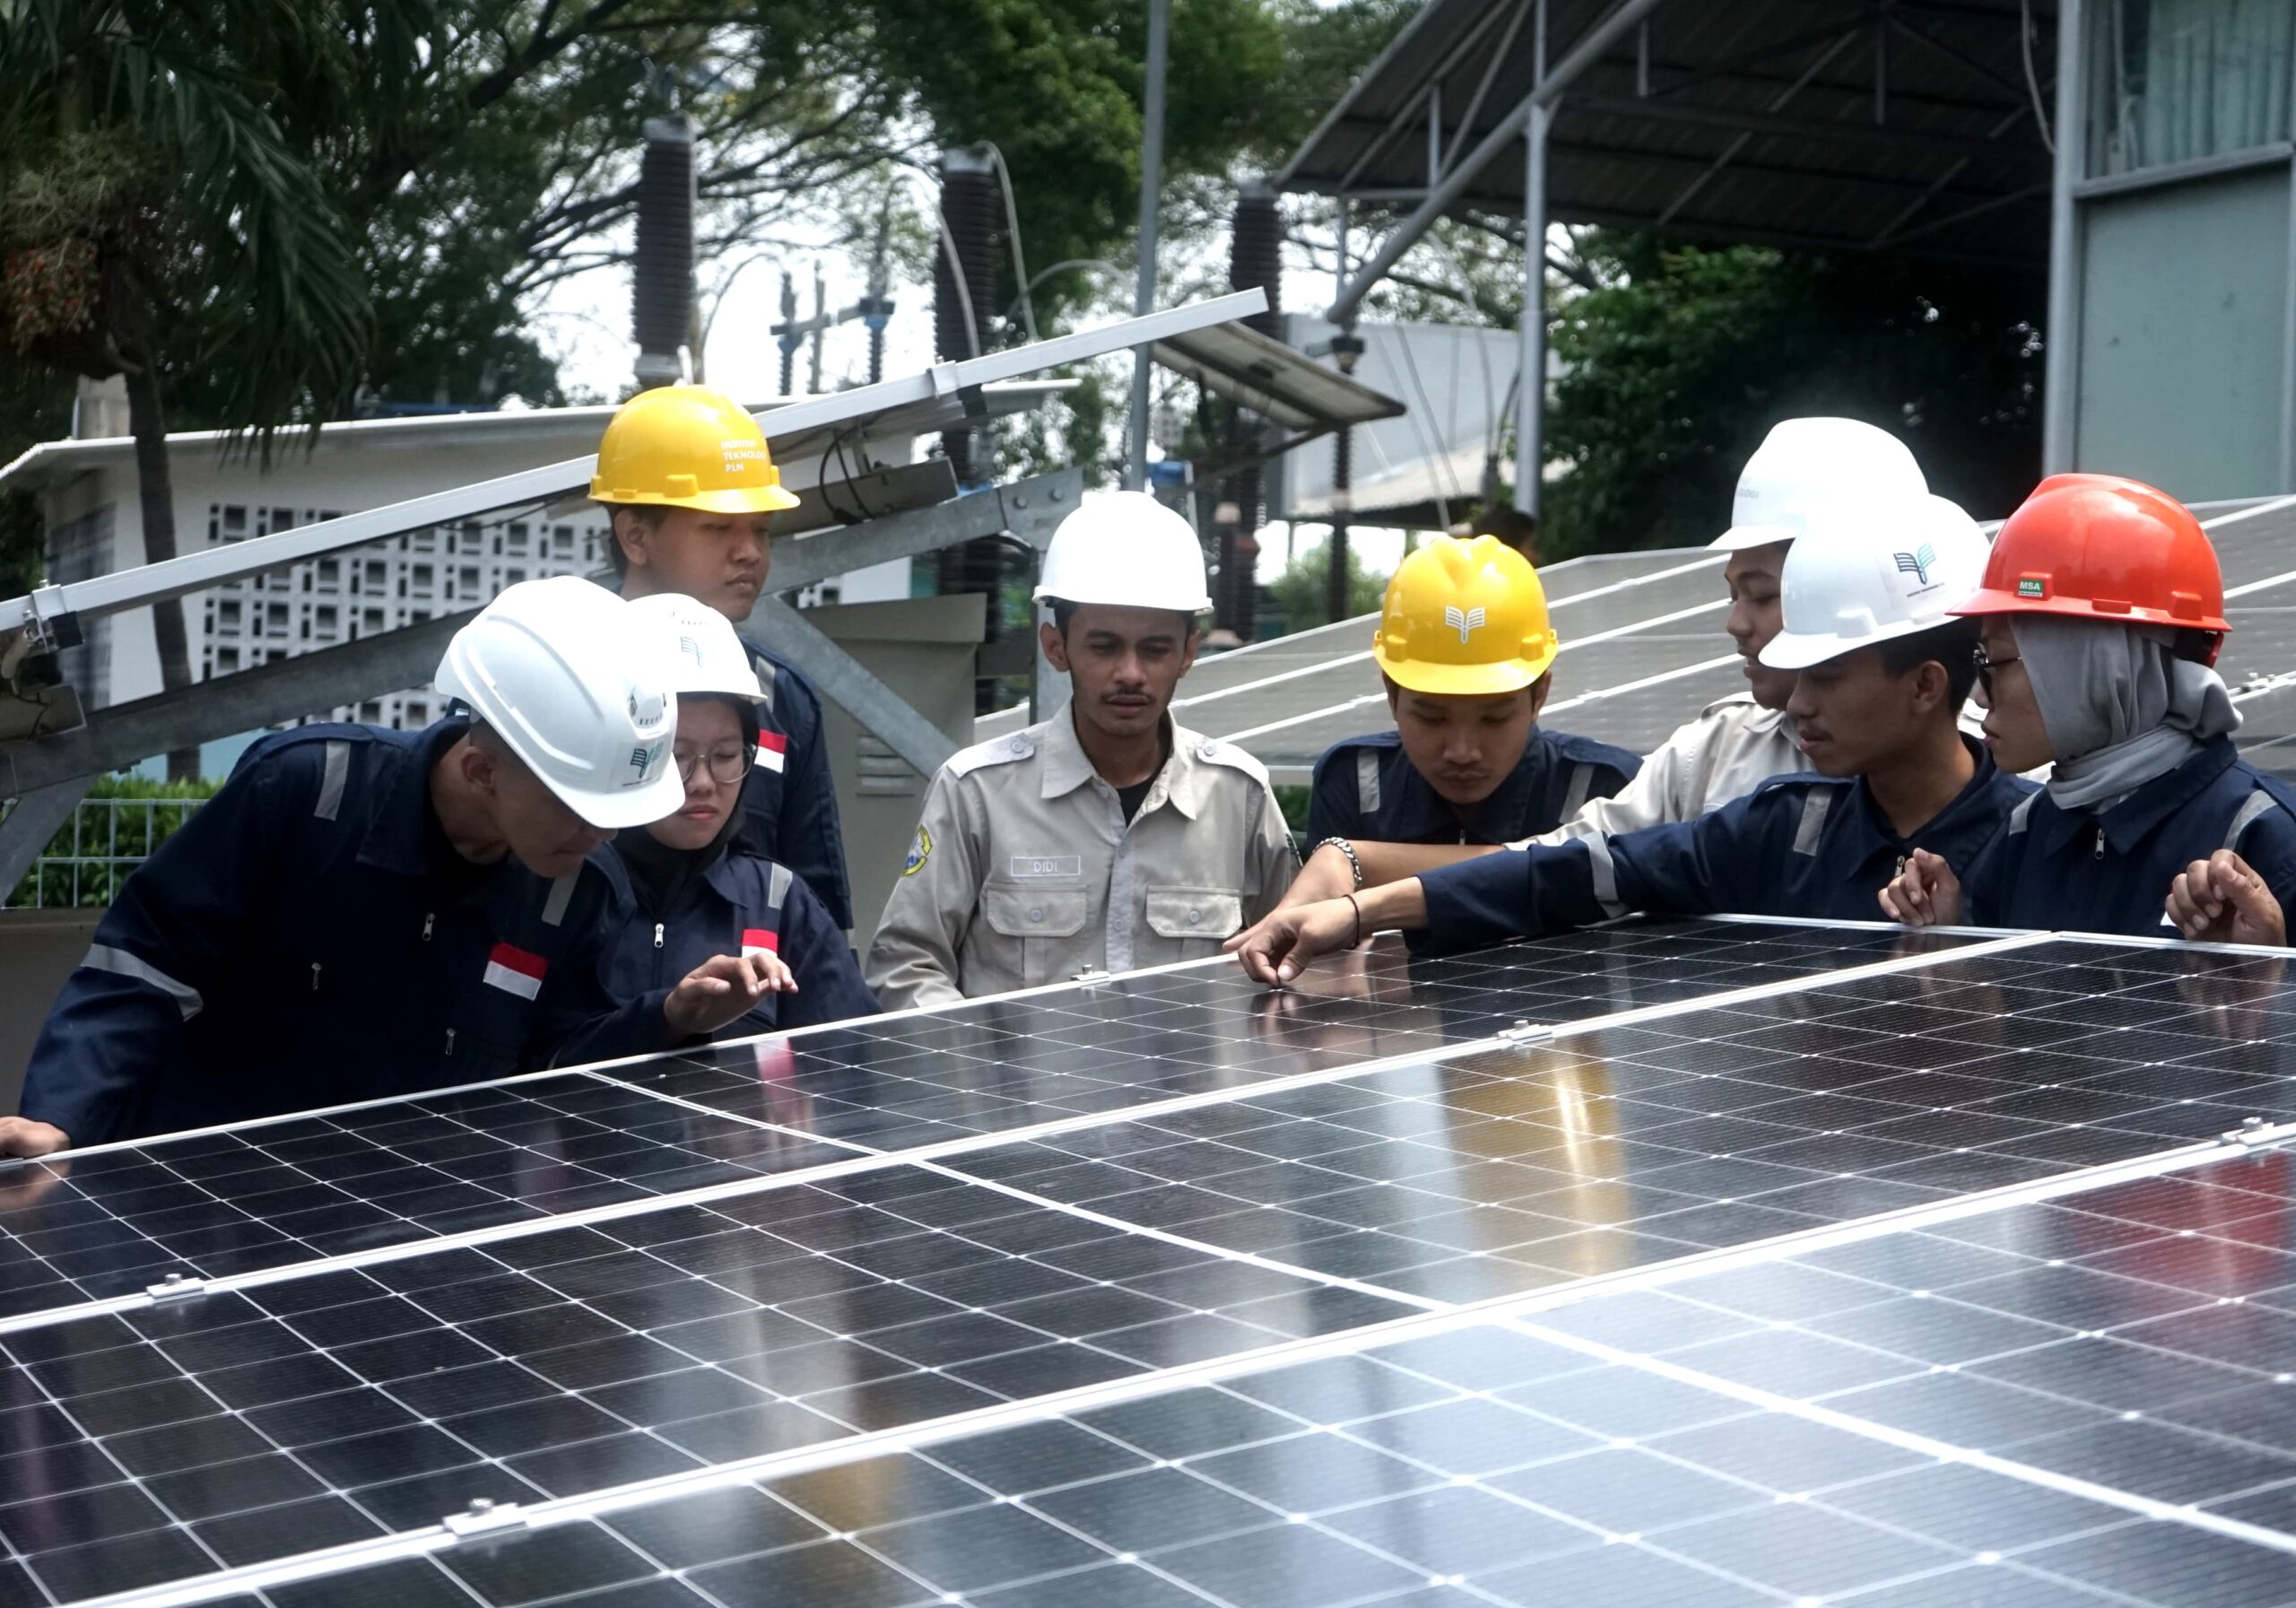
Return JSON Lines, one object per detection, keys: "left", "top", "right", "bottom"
{"left": 223, "top": 1134, "right": 2296, "bottom": 1608}
{"left": 9, "top": 916, "right": 2296, "bottom": 1608}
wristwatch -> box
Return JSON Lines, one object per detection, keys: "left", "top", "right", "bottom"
{"left": 1313, "top": 836, "right": 1365, "bottom": 891}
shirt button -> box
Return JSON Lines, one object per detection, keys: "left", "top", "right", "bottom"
{"left": 1029, "top": 908, "right": 1044, "bottom": 923}
{"left": 1186, "top": 908, "right": 1202, "bottom": 926}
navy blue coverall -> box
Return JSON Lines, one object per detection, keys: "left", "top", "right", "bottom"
{"left": 735, "top": 637, "right": 852, "bottom": 932}
{"left": 1416, "top": 741, "right": 2033, "bottom": 951}
{"left": 1307, "top": 727, "right": 1641, "bottom": 847}
{"left": 1963, "top": 737, "right": 2296, "bottom": 936}
{"left": 596, "top": 846, "right": 879, "bottom": 1037}
{"left": 20, "top": 722, "right": 678, "bottom": 1145}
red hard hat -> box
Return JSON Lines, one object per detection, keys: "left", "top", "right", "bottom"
{"left": 1955, "top": 474, "right": 2231, "bottom": 648}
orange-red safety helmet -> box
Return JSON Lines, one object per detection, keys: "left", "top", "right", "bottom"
{"left": 1953, "top": 473, "right": 2230, "bottom": 664}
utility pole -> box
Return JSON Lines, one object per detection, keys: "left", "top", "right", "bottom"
{"left": 808, "top": 263, "right": 827, "bottom": 395}
{"left": 858, "top": 204, "right": 895, "bottom": 386}
{"left": 1123, "top": 0, "right": 1170, "bottom": 491}
{"left": 776, "top": 271, "right": 799, "bottom": 395}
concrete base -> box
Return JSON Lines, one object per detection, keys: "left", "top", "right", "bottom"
{"left": 0, "top": 908, "right": 98, "bottom": 1113}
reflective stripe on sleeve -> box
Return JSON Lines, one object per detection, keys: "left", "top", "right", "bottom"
{"left": 313, "top": 741, "right": 351, "bottom": 821}
{"left": 82, "top": 944, "right": 204, "bottom": 1021}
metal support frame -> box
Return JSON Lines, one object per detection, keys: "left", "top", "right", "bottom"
{"left": 1330, "top": 3, "right": 1522, "bottom": 194}
{"left": 1655, "top": 30, "right": 1862, "bottom": 226}
{"left": 1518, "top": 102, "right": 1550, "bottom": 513}
{"left": 2042, "top": 0, "right": 2087, "bottom": 474}
{"left": 746, "top": 598, "right": 957, "bottom": 775}
{"left": 0, "top": 291, "right": 1265, "bottom": 639}
{"left": 0, "top": 778, "right": 95, "bottom": 901}
{"left": 1123, "top": 0, "right": 1172, "bottom": 492}
{"left": 0, "top": 473, "right": 1082, "bottom": 797}
{"left": 1326, "top": 0, "right": 1670, "bottom": 327}
{"left": 2286, "top": 50, "right": 2296, "bottom": 488}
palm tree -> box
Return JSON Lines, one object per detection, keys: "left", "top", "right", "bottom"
{"left": 0, "top": 0, "right": 371, "bottom": 778}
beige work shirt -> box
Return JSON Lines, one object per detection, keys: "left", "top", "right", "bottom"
{"left": 866, "top": 708, "right": 1300, "bottom": 1009}
{"left": 1518, "top": 694, "right": 1805, "bottom": 847}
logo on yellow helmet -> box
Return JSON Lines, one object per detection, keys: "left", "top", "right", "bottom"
{"left": 1444, "top": 604, "right": 1486, "bottom": 644}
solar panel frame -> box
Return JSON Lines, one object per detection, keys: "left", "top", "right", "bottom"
{"left": 13, "top": 919, "right": 2296, "bottom": 1608}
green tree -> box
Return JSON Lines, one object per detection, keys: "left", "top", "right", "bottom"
{"left": 1540, "top": 233, "right": 2045, "bottom": 560}
{"left": 0, "top": 0, "right": 375, "bottom": 777}
{"left": 1268, "top": 536, "right": 1385, "bottom": 631}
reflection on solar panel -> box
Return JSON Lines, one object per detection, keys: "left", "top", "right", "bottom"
{"left": 8, "top": 915, "right": 2296, "bottom": 1607}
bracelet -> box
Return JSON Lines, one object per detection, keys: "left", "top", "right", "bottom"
{"left": 1344, "top": 892, "right": 1363, "bottom": 949}
{"left": 1315, "top": 836, "right": 1365, "bottom": 891}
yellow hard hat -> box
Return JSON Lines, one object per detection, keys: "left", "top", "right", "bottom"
{"left": 1372, "top": 535, "right": 1559, "bottom": 696}
{"left": 588, "top": 386, "right": 803, "bottom": 515}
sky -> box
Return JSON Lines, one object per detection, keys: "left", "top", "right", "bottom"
{"left": 530, "top": 204, "right": 1426, "bottom": 588}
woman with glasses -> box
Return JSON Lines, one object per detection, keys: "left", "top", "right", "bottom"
{"left": 598, "top": 595, "right": 878, "bottom": 1038}
{"left": 1883, "top": 474, "right": 2296, "bottom": 945}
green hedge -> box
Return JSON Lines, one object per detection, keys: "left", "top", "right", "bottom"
{"left": 5, "top": 775, "right": 222, "bottom": 908}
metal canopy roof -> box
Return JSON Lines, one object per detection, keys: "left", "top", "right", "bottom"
{"left": 1148, "top": 319, "right": 1405, "bottom": 434}
{"left": 1281, "top": 0, "right": 2056, "bottom": 269}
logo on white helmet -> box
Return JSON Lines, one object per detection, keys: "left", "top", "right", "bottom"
{"left": 1892, "top": 542, "right": 1940, "bottom": 595}
{"left": 624, "top": 741, "right": 665, "bottom": 787}
{"left": 1444, "top": 604, "right": 1486, "bottom": 644}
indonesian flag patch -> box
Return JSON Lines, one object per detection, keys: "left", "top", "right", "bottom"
{"left": 741, "top": 926, "right": 778, "bottom": 958}
{"left": 483, "top": 943, "right": 548, "bottom": 1000}
{"left": 756, "top": 731, "right": 787, "bottom": 774}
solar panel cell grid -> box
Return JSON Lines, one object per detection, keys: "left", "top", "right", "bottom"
{"left": 9, "top": 919, "right": 2296, "bottom": 1608}
{"left": 0, "top": 1074, "right": 847, "bottom": 1317}
{"left": 0, "top": 1164, "right": 1426, "bottom": 1600}
{"left": 616, "top": 922, "right": 1990, "bottom": 1152}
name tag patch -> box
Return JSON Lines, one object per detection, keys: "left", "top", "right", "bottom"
{"left": 483, "top": 943, "right": 548, "bottom": 1001}
{"left": 1009, "top": 855, "right": 1083, "bottom": 879}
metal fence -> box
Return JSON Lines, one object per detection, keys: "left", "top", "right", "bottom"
{"left": 4, "top": 795, "right": 206, "bottom": 909}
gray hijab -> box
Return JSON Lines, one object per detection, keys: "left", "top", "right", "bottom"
{"left": 2014, "top": 615, "right": 2239, "bottom": 813}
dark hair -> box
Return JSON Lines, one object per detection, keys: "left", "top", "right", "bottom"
{"left": 1475, "top": 504, "right": 1540, "bottom": 564}
{"left": 597, "top": 504, "right": 665, "bottom": 580}
{"left": 1876, "top": 617, "right": 1981, "bottom": 710}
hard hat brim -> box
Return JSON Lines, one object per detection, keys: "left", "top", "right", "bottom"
{"left": 1031, "top": 585, "right": 1213, "bottom": 613}
{"left": 1758, "top": 616, "right": 1947, "bottom": 671}
{"left": 539, "top": 762, "right": 691, "bottom": 831}
{"left": 1951, "top": 586, "right": 2232, "bottom": 634}
{"left": 1709, "top": 522, "right": 1798, "bottom": 552}
{"left": 588, "top": 482, "right": 804, "bottom": 516}
{"left": 1376, "top": 646, "right": 1559, "bottom": 697}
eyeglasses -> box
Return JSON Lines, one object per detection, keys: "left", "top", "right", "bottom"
{"left": 674, "top": 746, "right": 753, "bottom": 786}
{"left": 1972, "top": 644, "right": 2022, "bottom": 698}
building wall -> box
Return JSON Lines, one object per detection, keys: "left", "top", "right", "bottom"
{"left": 2057, "top": 0, "right": 2296, "bottom": 499}
{"left": 2075, "top": 165, "right": 2293, "bottom": 499}
{"left": 45, "top": 432, "right": 612, "bottom": 772}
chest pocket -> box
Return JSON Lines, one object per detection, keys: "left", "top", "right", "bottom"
{"left": 982, "top": 884, "right": 1091, "bottom": 987}
{"left": 1144, "top": 886, "right": 1244, "bottom": 943}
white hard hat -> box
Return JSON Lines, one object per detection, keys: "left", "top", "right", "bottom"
{"left": 436, "top": 576, "right": 686, "bottom": 829}
{"left": 1760, "top": 494, "right": 1989, "bottom": 670}
{"left": 1032, "top": 491, "right": 1212, "bottom": 613}
{"left": 626, "top": 592, "right": 766, "bottom": 705}
{"left": 1710, "top": 418, "right": 1927, "bottom": 552}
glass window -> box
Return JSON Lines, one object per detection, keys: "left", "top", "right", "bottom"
{"left": 2091, "top": 0, "right": 2294, "bottom": 175}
